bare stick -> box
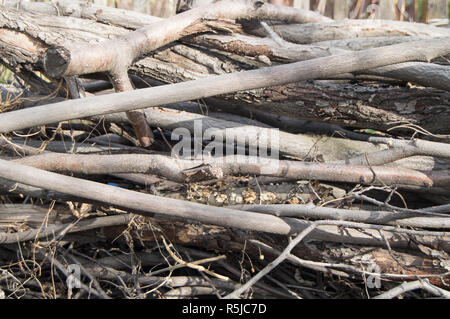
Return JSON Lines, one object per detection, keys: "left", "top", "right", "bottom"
{"left": 244, "top": 19, "right": 450, "bottom": 44}
{"left": 0, "top": 158, "right": 298, "bottom": 235}
{"left": 340, "top": 139, "right": 450, "bottom": 166}
{"left": 231, "top": 204, "right": 450, "bottom": 228}
{"left": 12, "top": 153, "right": 450, "bottom": 192}
{"left": 373, "top": 279, "right": 450, "bottom": 299}
{"left": 1, "top": 38, "right": 449, "bottom": 133}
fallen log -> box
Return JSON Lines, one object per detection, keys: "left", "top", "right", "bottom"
{"left": 0, "top": 158, "right": 449, "bottom": 253}
{"left": 1, "top": 37, "right": 449, "bottom": 133}
{"left": 242, "top": 19, "right": 450, "bottom": 44}
{"left": 10, "top": 0, "right": 446, "bottom": 90}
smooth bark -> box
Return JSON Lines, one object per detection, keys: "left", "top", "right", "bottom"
{"left": 1, "top": 38, "right": 449, "bottom": 133}
{"left": 0, "top": 158, "right": 449, "bottom": 252}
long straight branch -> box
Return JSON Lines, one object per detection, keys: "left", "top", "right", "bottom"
{"left": 12, "top": 153, "right": 450, "bottom": 192}
{"left": 42, "top": 0, "right": 331, "bottom": 78}
{"left": 1, "top": 38, "right": 449, "bottom": 134}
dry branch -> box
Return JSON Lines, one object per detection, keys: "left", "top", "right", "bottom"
{"left": 373, "top": 280, "right": 450, "bottom": 299}
{"left": 8, "top": 0, "right": 446, "bottom": 91}
{"left": 1, "top": 0, "right": 450, "bottom": 300}
{"left": 105, "top": 106, "right": 450, "bottom": 170}
{"left": 42, "top": 0, "right": 331, "bottom": 79}
{"left": 0, "top": 158, "right": 449, "bottom": 252}
{"left": 1, "top": 37, "right": 449, "bottom": 133}
{"left": 232, "top": 204, "right": 450, "bottom": 228}
{"left": 243, "top": 19, "right": 450, "bottom": 44}
{"left": 224, "top": 221, "right": 320, "bottom": 298}
{"left": 2, "top": 6, "right": 449, "bottom": 131}
{"left": 36, "top": 0, "right": 331, "bottom": 147}
{"left": 190, "top": 33, "right": 450, "bottom": 90}
{"left": 11, "top": 153, "right": 450, "bottom": 194}
{"left": 0, "top": 214, "right": 131, "bottom": 244}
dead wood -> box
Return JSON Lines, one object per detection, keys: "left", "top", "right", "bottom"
{"left": 1, "top": 158, "right": 449, "bottom": 252}
{"left": 1, "top": 1, "right": 450, "bottom": 300}
{"left": 242, "top": 19, "right": 450, "bottom": 44}
{"left": 1, "top": 36, "right": 449, "bottom": 134}
{"left": 0, "top": 214, "right": 131, "bottom": 244}
{"left": 108, "top": 217, "right": 450, "bottom": 288}
{"left": 10, "top": 153, "right": 450, "bottom": 194}
{"left": 0, "top": 6, "right": 449, "bottom": 132}
{"left": 188, "top": 33, "right": 450, "bottom": 90}
{"left": 11, "top": 0, "right": 446, "bottom": 90}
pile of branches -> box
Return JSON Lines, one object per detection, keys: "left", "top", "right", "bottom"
{"left": 0, "top": 0, "right": 449, "bottom": 299}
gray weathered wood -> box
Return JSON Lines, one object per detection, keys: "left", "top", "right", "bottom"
{"left": 0, "top": 158, "right": 449, "bottom": 251}
{"left": 246, "top": 19, "right": 450, "bottom": 44}
{"left": 333, "top": 0, "right": 349, "bottom": 20}
{"left": 378, "top": 0, "right": 396, "bottom": 20}
{"left": 1, "top": 4, "right": 449, "bottom": 133}
{"left": 293, "top": 0, "right": 310, "bottom": 10}
{"left": 427, "top": 0, "right": 449, "bottom": 21}
{"left": 1, "top": 37, "right": 448, "bottom": 133}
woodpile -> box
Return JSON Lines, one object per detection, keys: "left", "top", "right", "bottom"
{"left": 0, "top": 0, "right": 449, "bottom": 299}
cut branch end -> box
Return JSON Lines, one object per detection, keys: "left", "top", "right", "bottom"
{"left": 44, "top": 46, "right": 71, "bottom": 79}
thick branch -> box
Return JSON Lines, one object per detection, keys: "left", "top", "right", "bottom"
{"left": 2, "top": 7, "right": 449, "bottom": 131}
{"left": 243, "top": 19, "right": 450, "bottom": 44}
{"left": 0, "top": 158, "right": 449, "bottom": 252}
{"left": 1, "top": 38, "right": 449, "bottom": 133}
